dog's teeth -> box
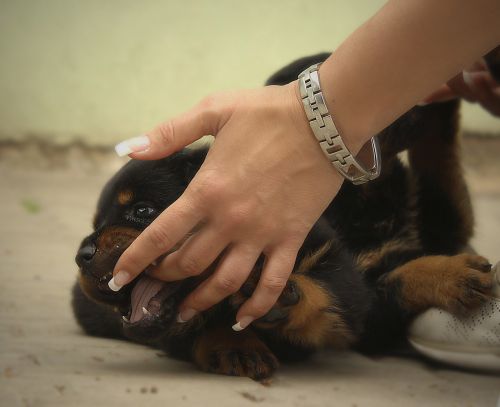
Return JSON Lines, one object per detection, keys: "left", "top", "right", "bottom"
{"left": 142, "top": 307, "right": 151, "bottom": 316}
{"left": 122, "top": 316, "right": 129, "bottom": 323}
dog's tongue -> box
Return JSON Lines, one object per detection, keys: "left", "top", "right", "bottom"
{"left": 129, "top": 275, "right": 165, "bottom": 323}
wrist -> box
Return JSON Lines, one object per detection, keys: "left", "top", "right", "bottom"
{"left": 316, "top": 64, "right": 373, "bottom": 155}
{"left": 293, "top": 65, "right": 381, "bottom": 185}
{"left": 291, "top": 69, "right": 373, "bottom": 156}
{"left": 284, "top": 80, "right": 345, "bottom": 184}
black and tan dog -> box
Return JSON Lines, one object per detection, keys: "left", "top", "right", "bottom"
{"left": 73, "top": 51, "right": 498, "bottom": 381}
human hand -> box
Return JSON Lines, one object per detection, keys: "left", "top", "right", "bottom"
{"left": 420, "top": 59, "right": 500, "bottom": 116}
{"left": 110, "top": 83, "right": 347, "bottom": 330}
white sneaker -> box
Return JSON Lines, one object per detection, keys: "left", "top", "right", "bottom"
{"left": 408, "top": 262, "right": 500, "bottom": 372}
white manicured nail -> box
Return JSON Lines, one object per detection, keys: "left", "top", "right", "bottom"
{"left": 462, "top": 71, "right": 476, "bottom": 91}
{"left": 108, "top": 277, "right": 122, "bottom": 291}
{"left": 176, "top": 308, "right": 197, "bottom": 323}
{"left": 108, "top": 270, "right": 130, "bottom": 292}
{"left": 114, "top": 135, "right": 150, "bottom": 157}
{"left": 232, "top": 316, "right": 254, "bottom": 332}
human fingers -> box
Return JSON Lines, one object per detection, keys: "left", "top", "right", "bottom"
{"left": 232, "top": 243, "right": 299, "bottom": 331}
{"left": 148, "top": 225, "right": 231, "bottom": 282}
{"left": 463, "top": 70, "right": 500, "bottom": 116}
{"left": 109, "top": 195, "right": 202, "bottom": 291}
{"left": 445, "top": 72, "right": 479, "bottom": 102}
{"left": 419, "top": 70, "right": 480, "bottom": 105}
{"left": 114, "top": 95, "right": 230, "bottom": 160}
{"left": 419, "top": 84, "right": 457, "bottom": 104}
{"left": 176, "top": 244, "right": 262, "bottom": 322}
{"left": 419, "top": 60, "right": 494, "bottom": 105}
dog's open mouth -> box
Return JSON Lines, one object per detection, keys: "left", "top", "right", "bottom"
{"left": 121, "top": 275, "right": 181, "bottom": 327}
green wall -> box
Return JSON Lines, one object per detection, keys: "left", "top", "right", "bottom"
{"left": 0, "top": 0, "right": 498, "bottom": 146}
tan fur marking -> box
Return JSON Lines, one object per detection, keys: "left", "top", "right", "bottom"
{"left": 117, "top": 189, "right": 134, "bottom": 205}
{"left": 356, "top": 176, "right": 421, "bottom": 273}
{"left": 356, "top": 234, "right": 419, "bottom": 271}
{"left": 385, "top": 253, "right": 493, "bottom": 315}
{"left": 296, "top": 241, "right": 332, "bottom": 274}
{"left": 78, "top": 274, "right": 96, "bottom": 301}
{"left": 77, "top": 274, "right": 116, "bottom": 308}
{"left": 281, "top": 274, "right": 353, "bottom": 349}
{"left": 356, "top": 239, "right": 413, "bottom": 271}
{"left": 96, "top": 226, "right": 140, "bottom": 251}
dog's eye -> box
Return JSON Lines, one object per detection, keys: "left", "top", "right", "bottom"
{"left": 133, "top": 205, "right": 157, "bottom": 219}
{"left": 125, "top": 202, "right": 159, "bottom": 225}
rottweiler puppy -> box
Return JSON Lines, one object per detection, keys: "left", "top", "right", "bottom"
{"left": 73, "top": 51, "right": 498, "bottom": 381}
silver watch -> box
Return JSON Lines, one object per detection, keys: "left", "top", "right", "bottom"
{"left": 298, "top": 63, "right": 381, "bottom": 185}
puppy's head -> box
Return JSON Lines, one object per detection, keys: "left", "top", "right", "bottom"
{"left": 75, "top": 147, "right": 207, "bottom": 342}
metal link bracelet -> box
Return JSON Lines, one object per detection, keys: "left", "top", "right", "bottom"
{"left": 298, "top": 63, "right": 381, "bottom": 185}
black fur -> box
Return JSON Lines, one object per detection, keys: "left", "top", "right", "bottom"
{"left": 72, "top": 50, "right": 498, "bottom": 378}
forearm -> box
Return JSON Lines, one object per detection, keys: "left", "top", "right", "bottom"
{"left": 319, "top": 0, "right": 500, "bottom": 153}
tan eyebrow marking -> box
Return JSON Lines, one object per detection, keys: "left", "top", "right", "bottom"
{"left": 117, "top": 189, "right": 134, "bottom": 205}
{"left": 296, "top": 241, "right": 332, "bottom": 274}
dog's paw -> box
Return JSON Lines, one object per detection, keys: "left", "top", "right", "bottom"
{"left": 193, "top": 325, "right": 280, "bottom": 381}
{"left": 202, "top": 347, "right": 279, "bottom": 381}
{"left": 440, "top": 254, "right": 493, "bottom": 315}
{"left": 194, "top": 327, "right": 279, "bottom": 381}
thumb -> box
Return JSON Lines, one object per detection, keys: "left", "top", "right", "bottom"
{"left": 115, "top": 96, "right": 223, "bottom": 160}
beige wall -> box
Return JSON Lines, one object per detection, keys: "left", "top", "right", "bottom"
{"left": 0, "top": 0, "right": 498, "bottom": 146}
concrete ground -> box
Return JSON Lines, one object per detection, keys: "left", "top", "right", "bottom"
{"left": 0, "top": 138, "right": 499, "bottom": 407}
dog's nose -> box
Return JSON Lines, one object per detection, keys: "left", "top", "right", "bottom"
{"left": 76, "top": 242, "right": 97, "bottom": 267}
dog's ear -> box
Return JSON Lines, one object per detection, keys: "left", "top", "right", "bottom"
{"left": 182, "top": 147, "right": 209, "bottom": 183}
{"left": 265, "top": 53, "right": 332, "bottom": 86}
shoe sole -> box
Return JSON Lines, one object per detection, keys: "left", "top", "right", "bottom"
{"left": 409, "top": 337, "right": 500, "bottom": 372}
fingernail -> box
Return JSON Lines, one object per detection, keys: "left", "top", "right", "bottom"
{"left": 232, "top": 316, "right": 254, "bottom": 332}
{"left": 176, "top": 308, "right": 197, "bottom": 323}
{"left": 462, "top": 71, "right": 476, "bottom": 91}
{"left": 114, "top": 135, "right": 150, "bottom": 157}
{"left": 108, "top": 270, "right": 130, "bottom": 292}
{"left": 416, "top": 101, "right": 429, "bottom": 107}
